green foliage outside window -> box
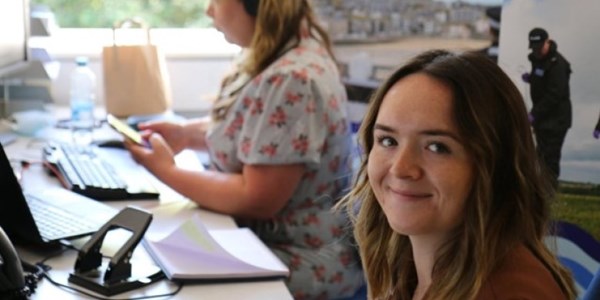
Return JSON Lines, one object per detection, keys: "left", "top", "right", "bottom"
{"left": 31, "top": 0, "right": 212, "bottom": 28}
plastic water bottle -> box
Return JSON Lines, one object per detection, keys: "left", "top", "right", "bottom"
{"left": 69, "top": 56, "right": 96, "bottom": 145}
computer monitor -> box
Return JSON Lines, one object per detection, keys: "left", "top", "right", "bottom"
{"left": 0, "top": 0, "right": 29, "bottom": 79}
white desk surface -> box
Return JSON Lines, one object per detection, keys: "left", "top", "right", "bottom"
{"left": 3, "top": 123, "right": 293, "bottom": 300}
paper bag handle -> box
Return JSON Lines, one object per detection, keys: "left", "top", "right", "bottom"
{"left": 111, "top": 17, "right": 151, "bottom": 46}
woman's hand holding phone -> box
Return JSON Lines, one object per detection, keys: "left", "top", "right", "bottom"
{"left": 106, "top": 114, "right": 151, "bottom": 148}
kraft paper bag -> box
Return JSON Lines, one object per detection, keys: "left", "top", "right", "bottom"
{"left": 102, "top": 19, "right": 172, "bottom": 117}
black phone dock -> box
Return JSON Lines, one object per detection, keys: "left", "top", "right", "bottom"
{"left": 68, "top": 206, "right": 163, "bottom": 296}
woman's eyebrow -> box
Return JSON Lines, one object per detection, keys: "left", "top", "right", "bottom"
{"left": 374, "top": 124, "right": 462, "bottom": 142}
{"left": 373, "top": 123, "right": 394, "bottom": 132}
{"left": 421, "top": 129, "right": 461, "bottom": 142}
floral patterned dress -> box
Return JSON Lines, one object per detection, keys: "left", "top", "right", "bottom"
{"left": 205, "top": 36, "right": 364, "bottom": 299}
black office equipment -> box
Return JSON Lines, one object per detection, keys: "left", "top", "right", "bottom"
{"left": 42, "top": 141, "right": 160, "bottom": 201}
{"left": 69, "top": 207, "right": 164, "bottom": 296}
{"left": 0, "top": 226, "right": 50, "bottom": 299}
{"left": 93, "top": 139, "right": 125, "bottom": 149}
{"left": 0, "top": 226, "right": 28, "bottom": 299}
{"left": 0, "top": 144, "right": 118, "bottom": 245}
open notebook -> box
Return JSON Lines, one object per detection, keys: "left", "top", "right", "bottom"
{"left": 144, "top": 214, "right": 289, "bottom": 281}
{"left": 0, "top": 143, "right": 117, "bottom": 245}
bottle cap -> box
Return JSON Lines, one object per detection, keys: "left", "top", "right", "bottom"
{"left": 75, "top": 56, "right": 89, "bottom": 66}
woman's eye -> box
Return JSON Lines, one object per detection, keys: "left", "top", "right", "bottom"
{"left": 376, "top": 136, "right": 396, "bottom": 148}
{"left": 427, "top": 142, "right": 450, "bottom": 154}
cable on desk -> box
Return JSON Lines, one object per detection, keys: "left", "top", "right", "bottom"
{"left": 33, "top": 244, "right": 184, "bottom": 300}
{"left": 41, "top": 273, "right": 183, "bottom": 300}
{"left": 41, "top": 160, "right": 71, "bottom": 188}
{"left": 38, "top": 244, "right": 72, "bottom": 264}
{"left": 8, "top": 159, "right": 43, "bottom": 183}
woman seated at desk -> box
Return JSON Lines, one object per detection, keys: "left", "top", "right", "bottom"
{"left": 338, "top": 50, "right": 576, "bottom": 299}
{"left": 125, "top": 0, "right": 364, "bottom": 298}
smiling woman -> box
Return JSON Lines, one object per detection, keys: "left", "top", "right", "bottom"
{"left": 367, "top": 73, "right": 474, "bottom": 240}
{"left": 339, "top": 49, "right": 577, "bottom": 300}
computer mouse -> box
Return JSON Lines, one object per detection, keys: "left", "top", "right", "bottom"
{"left": 93, "top": 139, "right": 125, "bottom": 149}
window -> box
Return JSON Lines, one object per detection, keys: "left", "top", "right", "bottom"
{"left": 28, "top": 0, "right": 239, "bottom": 60}
{"left": 27, "top": 0, "right": 236, "bottom": 112}
{"left": 31, "top": 0, "right": 212, "bottom": 28}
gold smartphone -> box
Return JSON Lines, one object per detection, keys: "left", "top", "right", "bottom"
{"left": 106, "top": 114, "right": 149, "bottom": 147}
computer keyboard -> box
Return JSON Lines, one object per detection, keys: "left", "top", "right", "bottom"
{"left": 42, "top": 142, "right": 160, "bottom": 201}
{"left": 26, "top": 193, "right": 99, "bottom": 241}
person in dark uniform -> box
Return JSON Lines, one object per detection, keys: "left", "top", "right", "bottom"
{"left": 522, "top": 27, "right": 572, "bottom": 185}
{"left": 479, "top": 6, "right": 501, "bottom": 63}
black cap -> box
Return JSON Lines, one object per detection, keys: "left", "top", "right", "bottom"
{"left": 528, "top": 27, "right": 548, "bottom": 49}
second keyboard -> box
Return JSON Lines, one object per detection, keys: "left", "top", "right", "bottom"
{"left": 42, "top": 142, "right": 160, "bottom": 201}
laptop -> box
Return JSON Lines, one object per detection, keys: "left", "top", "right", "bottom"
{"left": 0, "top": 144, "right": 118, "bottom": 245}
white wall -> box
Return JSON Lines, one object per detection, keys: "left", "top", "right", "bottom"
{"left": 51, "top": 56, "right": 234, "bottom": 114}
{"left": 498, "top": 0, "right": 600, "bottom": 183}
{"left": 37, "top": 28, "right": 238, "bottom": 115}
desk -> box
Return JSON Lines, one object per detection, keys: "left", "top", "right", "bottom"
{"left": 3, "top": 122, "right": 293, "bottom": 300}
